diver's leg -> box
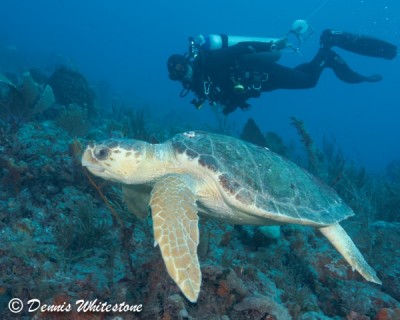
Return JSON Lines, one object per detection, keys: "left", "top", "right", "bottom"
{"left": 324, "top": 50, "right": 382, "bottom": 83}
{"left": 320, "top": 29, "right": 397, "bottom": 60}
{"left": 301, "top": 47, "right": 382, "bottom": 84}
{"left": 261, "top": 48, "right": 337, "bottom": 91}
{"left": 259, "top": 62, "right": 322, "bottom": 91}
{"left": 256, "top": 47, "right": 382, "bottom": 92}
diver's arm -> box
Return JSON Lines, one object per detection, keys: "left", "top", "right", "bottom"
{"left": 209, "top": 40, "right": 283, "bottom": 61}
{"left": 204, "top": 39, "right": 287, "bottom": 70}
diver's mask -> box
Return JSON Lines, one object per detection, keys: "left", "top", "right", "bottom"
{"left": 167, "top": 54, "right": 191, "bottom": 82}
{"left": 181, "top": 64, "right": 193, "bottom": 88}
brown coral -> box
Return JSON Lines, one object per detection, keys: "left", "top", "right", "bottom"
{"left": 49, "top": 66, "right": 96, "bottom": 115}
{"left": 216, "top": 280, "right": 230, "bottom": 298}
{"left": 0, "top": 71, "right": 55, "bottom": 123}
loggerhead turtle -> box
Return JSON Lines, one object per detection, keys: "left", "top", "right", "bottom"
{"left": 81, "top": 131, "right": 381, "bottom": 302}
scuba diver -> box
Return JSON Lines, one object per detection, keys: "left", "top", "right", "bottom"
{"left": 167, "top": 21, "right": 397, "bottom": 115}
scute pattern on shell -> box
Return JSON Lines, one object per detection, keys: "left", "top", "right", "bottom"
{"left": 171, "top": 131, "right": 353, "bottom": 224}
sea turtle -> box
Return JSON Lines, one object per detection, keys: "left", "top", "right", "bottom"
{"left": 81, "top": 131, "right": 381, "bottom": 302}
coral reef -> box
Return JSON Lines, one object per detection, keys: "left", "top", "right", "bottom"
{"left": 0, "top": 66, "right": 399, "bottom": 320}
{"left": 55, "top": 103, "right": 90, "bottom": 137}
{"left": 240, "top": 117, "right": 268, "bottom": 147}
{"left": 0, "top": 71, "right": 55, "bottom": 125}
{"left": 107, "top": 102, "right": 152, "bottom": 141}
{"left": 240, "top": 117, "right": 288, "bottom": 157}
{"left": 49, "top": 66, "right": 96, "bottom": 115}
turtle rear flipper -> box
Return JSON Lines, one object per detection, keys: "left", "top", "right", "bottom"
{"left": 319, "top": 223, "right": 381, "bottom": 284}
{"left": 150, "top": 174, "right": 201, "bottom": 302}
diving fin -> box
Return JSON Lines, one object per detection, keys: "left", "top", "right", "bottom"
{"left": 321, "top": 29, "right": 397, "bottom": 60}
{"left": 323, "top": 49, "right": 382, "bottom": 84}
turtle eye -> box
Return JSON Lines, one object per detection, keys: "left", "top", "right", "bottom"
{"left": 94, "top": 146, "right": 110, "bottom": 160}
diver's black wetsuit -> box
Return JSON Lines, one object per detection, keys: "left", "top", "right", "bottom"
{"left": 190, "top": 42, "right": 276, "bottom": 113}
{"left": 177, "top": 29, "right": 397, "bottom": 114}
{"left": 189, "top": 43, "right": 328, "bottom": 114}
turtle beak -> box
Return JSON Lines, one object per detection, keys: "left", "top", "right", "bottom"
{"left": 81, "top": 147, "right": 106, "bottom": 173}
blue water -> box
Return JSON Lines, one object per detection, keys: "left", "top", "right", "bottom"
{"left": 0, "top": 0, "right": 399, "bottom": 172}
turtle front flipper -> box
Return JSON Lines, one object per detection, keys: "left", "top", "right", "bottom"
{"left": 122, "top": 184, "right": 151, "bottom": 220}
{"left": 150, "top": 174, "right": 201, "bottom": 302}
{"left": 319, "top": 223, "right": 381, "bottom": 284}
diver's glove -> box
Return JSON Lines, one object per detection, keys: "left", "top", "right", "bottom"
{"left": 239, "top": 101, "right": 251, "bottom": 110}
{"left": 222, "top": 104, "right": 238, "bottom": 115}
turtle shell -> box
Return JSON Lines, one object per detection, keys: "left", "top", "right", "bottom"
{"left": 171, "top": 131, "right": 353, "bottom": 225}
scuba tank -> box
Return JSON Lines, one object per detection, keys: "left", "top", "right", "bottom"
{"left": 195, "top": 34, "right": 288, "bottom": 52}
{"left": 190, "top": 34, "right": 288, "bottom": 64}
{"left": 191, "top": 20, "right": 312, "bottom": 55}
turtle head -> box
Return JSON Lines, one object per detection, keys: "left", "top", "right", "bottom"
{"left": 82, "top": 139, "right": 150, "bottom": 184}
